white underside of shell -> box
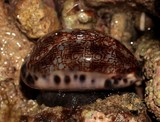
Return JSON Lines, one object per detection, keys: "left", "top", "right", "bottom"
{"left": 31, "top": 71, "right": 138, "bottom": 91}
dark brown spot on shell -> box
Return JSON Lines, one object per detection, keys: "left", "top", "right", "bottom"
{"left": 91, "top": 79, "right": 95, "bottom": 83}
{"left": 104, "top": 79, "right": 112, "bottom": 88}
{"left": 64, "top": 75, "right": 71, "bottom": 84}
{"left": 79, "top": 74, "right": 86, "bottom": 83}
{"left": 113, "top": 79, "right": 119, "bottom": 85}
{"left": 54, "top": 75, "right": 61, "bottom": 85}
{"left": 123, "top": 78, "right": 128, "bottom": 83}
{"left": 74, "top": 74, "right": 78, "bottom": 80}
{"left": 26, "top": 74, "right": 34, "bottom": 85}
{"left": 130, "top": 80, "right": 134, "bottom": 84}
{"left": 112, "top": 76, "right": 120, "bottom": 85}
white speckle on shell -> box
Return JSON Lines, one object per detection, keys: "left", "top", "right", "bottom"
{"left": 58, "top": 58, "right": 62, "bottom": 63}
{"left": 58, "top": 45, "right": 64, "bottom": 51}
{"left": 53, "top": 59, "right": 57, "bottom": 64}
{"left": 59, "top": 63, "right": 65, "bottom": 69}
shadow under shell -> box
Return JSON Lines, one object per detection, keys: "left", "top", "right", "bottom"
{"left": 36, "top": 87, "right": 137, "bottom": 108}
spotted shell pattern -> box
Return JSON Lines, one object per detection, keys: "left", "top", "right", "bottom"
{"left": 21, "top": 29, "right": 139, "bottom": 91}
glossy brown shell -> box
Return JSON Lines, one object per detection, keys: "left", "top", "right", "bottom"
{"left": 26, "top": 29, "right": 139, "bottom": 76}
